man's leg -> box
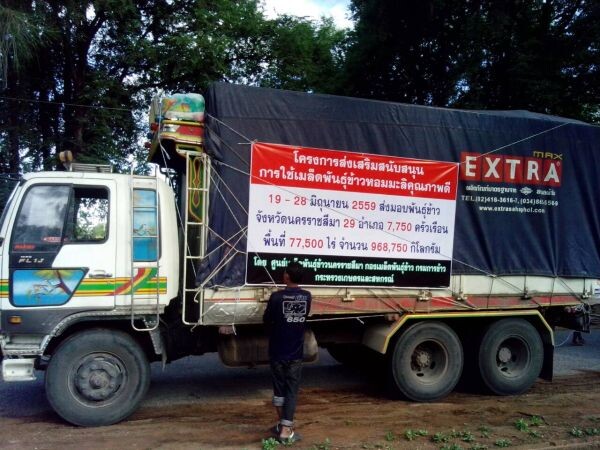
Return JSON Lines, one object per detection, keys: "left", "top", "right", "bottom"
{"left": 270, "top": 361, "right": 286, "bottom": 429}
{"left": 280, "top": 359, "right": 303, "bottom": 439}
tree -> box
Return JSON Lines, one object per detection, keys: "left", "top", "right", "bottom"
{"left": 342, "top": 0, "right": 480, "bottom": 105}
{"left": 0, "top": 0, "right": 350, "bottom": 177}
{"left": 0, "top": 0, "right": 145, "bottom": 172}
{"left": 455, "top": 0, "right": 600, "bottom": 122}
{"left": 342, "top": 0, "right": 600, "bottom": 123}
{"left": 257, "top": 15, "right": 347, "bottom": 93}
{"left": 0, "top": 4, "right": 42, "bottom": 89}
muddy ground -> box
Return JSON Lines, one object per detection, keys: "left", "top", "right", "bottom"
{"left": 1, "top": 370, "right": 600, "bottom": 450}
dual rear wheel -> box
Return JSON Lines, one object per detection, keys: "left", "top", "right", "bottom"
{"left": 387, "top": 319, "right": 544, "bottom": 401}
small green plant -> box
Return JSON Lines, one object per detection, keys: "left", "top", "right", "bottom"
{"left": 494, "top": 438, "right": 511, "bottom": 447}
{"left": 461, "top": 431, "right": 475, "bottom": 442}
{"left": 441, "top": 444, "right": 463, "bottom": 450}
{"left": 514, "top": 418, "right": 529, "bottom": 432}
{"left": 312, "top": 438, "right": 331, "bottom": 450}
{"left": 432, "top": 432, "right": 449, "bottom": 443}
{"left": 262, "top": 437, "right": 280, "bottom": 450}
{"left": 469, "top": 444, "right": 488, "bottom": 450}
{"left": 404, "top": 429, "right": 428, "bottom": 440}
{"left": 570, "top": 427, "right": 584, "bottom": 438}
{"left": 478, "top": 426, "right": 491, "bottom": 438}
{"left": 585, "top": 428, "right": 600, "bottom": 436}
{"left": 529, "top": 416, "right": 543, "bottom": 426}
{"left": 528, "top": 430, "right": 541, "bottom": 438}
{"left": 384, "top": 430, "right": 396, "bottom": 442}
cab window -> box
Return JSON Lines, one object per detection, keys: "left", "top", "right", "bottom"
{"left": 11, "top": 185, "right": 70, "bottom": 252}
{"left": 11, "top": 185, "right": 109, "bottom": 252}
{"left": 64, "top": 187, "right": 109, "bottom": 242}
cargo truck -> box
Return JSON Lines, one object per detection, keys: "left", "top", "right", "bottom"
{"left": 0, "top": 84, "right": 597, "bottom": 426}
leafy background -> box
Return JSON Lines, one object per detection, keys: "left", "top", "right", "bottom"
{"left": 0, "top": 0, "right": 598, "bottom": 179}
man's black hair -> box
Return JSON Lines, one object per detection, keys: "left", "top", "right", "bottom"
{"left": 285, "top": 261, "right": 304, "bottom": 284}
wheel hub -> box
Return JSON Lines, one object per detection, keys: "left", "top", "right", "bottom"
{"left": 498, "top": 346, "right": 513, "bottom": 364}
{"left": 74, "top": 356, "right": 124, "bottom": 402}
{"left": 413, "top": 349, "right": 432, "bottom": 369}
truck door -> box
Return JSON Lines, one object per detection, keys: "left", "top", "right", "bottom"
{"left": 0, "top": 180, "right": 20, "bottom": 312}
{"left": 6, "top": 180, "right": 117, "bottom": 311}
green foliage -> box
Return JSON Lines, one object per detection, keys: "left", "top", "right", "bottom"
{"left": 4, "top": 0, "right": 600, "bottom": 176}
{"left": 262, "top": 437, "right": 280, "bottom": 450}
{"left": 404, "top": 429, "right": 428, "bottom": 440}
{"left": 440, "top": 444, "right": 463, "bottom": 450}
{"left": 432, "top": 432, "right": 449, "bottom": 443}
{"left": 312, "top": 438, "right": 331, "bottom": 450}
{"left": 344, "top": 0, "right": 600, "bottom": 123}
{"left": 258, "top": 16, "right": 347, "bottom": 93}
{"left": 494, "top": 439, "right": 511, "bottom": 447}
{"left": 384, "top": 430, "right": 395, "bottom": 441}
{"left": 0, "top": 5, "right": 44, "bottom": 89}
{"left": 514, "top": 419, "right": 528, "bottom": 432}
{"left": 529, "top": 416, "right": 543, "bottom": 427}
{"left": 570, "top": 426, "right": 584, "bottom": 437}
{"left": 477, "top": 426, "right": 491, "bottom": 439}
{"left": 460, "top": 431, "right": 475, "bottom": 442}
{"left": 1, "top": 1, "right": 348, "bottom": 176}
{"left": 469, "top": 445, "right": 488, "bottom": 450}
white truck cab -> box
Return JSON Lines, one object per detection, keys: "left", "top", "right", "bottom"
{"left": 0, "top": 169, "right": 178, "bottom": 384}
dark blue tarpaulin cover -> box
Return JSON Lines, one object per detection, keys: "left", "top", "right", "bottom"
{"left": 198, "top": 82, "right": 600, "bottom": 287}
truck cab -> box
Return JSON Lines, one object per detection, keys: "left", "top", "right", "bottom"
{"left": 0, "top": 169, "right": 179, "bottom": 384}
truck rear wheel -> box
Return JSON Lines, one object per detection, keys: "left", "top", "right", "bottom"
{"left": 478, "top": 318, "right": 543, "bottom": 395}
{"left": 45, "top": 328, "right": 150, "bottom": 426}
{"left": 388, "top": 321, "right": 463, "bottom": 401}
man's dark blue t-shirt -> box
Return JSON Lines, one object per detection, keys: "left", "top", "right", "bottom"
{"left": 263, "top": 287, "right": 312, "bottom": 362}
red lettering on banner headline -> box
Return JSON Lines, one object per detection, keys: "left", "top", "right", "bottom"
{"left": 250, "top": 142, "right": 458, "bottom": 200}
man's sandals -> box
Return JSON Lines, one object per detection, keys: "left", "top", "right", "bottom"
{"left": 270, "top": 424, "right": 302, "bottom": 444}
{"left": 278, "top": 431, "right": 302, "bottom": 444}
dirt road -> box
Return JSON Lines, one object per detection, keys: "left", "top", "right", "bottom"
{"left": 0, "top": 327, "right": 599, "bottom": 449}
{"left": 1, "top": 370, "right": 599, "bottom": 449}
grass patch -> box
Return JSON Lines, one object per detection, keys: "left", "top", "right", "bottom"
{"left": 312, "top": 438, "right": 332, "bottom": 450}
{"left": 262, "top": 437, "right": 279, "bottom": 450}
{"left": 404, "top": 429, "right": 428, "bottom": 441}
{"left": 432, "top": 432, "right": 450, "bottom": 443}
{"left": 514, "top": 419, "right": 528, "bottom": 432}
{"left": 570, "top": 427, "right": 584, "bottom": 438}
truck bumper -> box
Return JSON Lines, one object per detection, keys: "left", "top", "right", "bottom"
{"left": 2, "top": 358, "right": 37, "bottom": 382}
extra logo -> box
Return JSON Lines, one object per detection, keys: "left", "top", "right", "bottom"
{"left": 460, "top": 151, "right": 562, "bottom": 187}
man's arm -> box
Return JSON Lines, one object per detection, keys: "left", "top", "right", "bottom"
{"left": 263, "top": 293, "right": 275, "bottom": 325}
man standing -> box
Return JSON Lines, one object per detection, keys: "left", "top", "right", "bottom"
{"left": 263, "top": 261, "right": 312, "bottom": 444}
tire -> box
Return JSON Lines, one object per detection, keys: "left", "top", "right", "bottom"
{"left": 478, "top": 318, "right": 543, "bottom": 396}
{"left": 388, "top": 321, "right": 463, "bottom": 402}
{"left": 45, "top": 328, "right": 151, "bottom": 426}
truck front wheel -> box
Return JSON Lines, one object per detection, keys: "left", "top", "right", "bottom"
{"left": 388, "top": 321, "right": 463, "bottom": 401}
{"left": 45, "top": 328, "right": 150, "bottom": 426}
{"left": 478, "top": 318, "right": 543, "bottom": 396}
